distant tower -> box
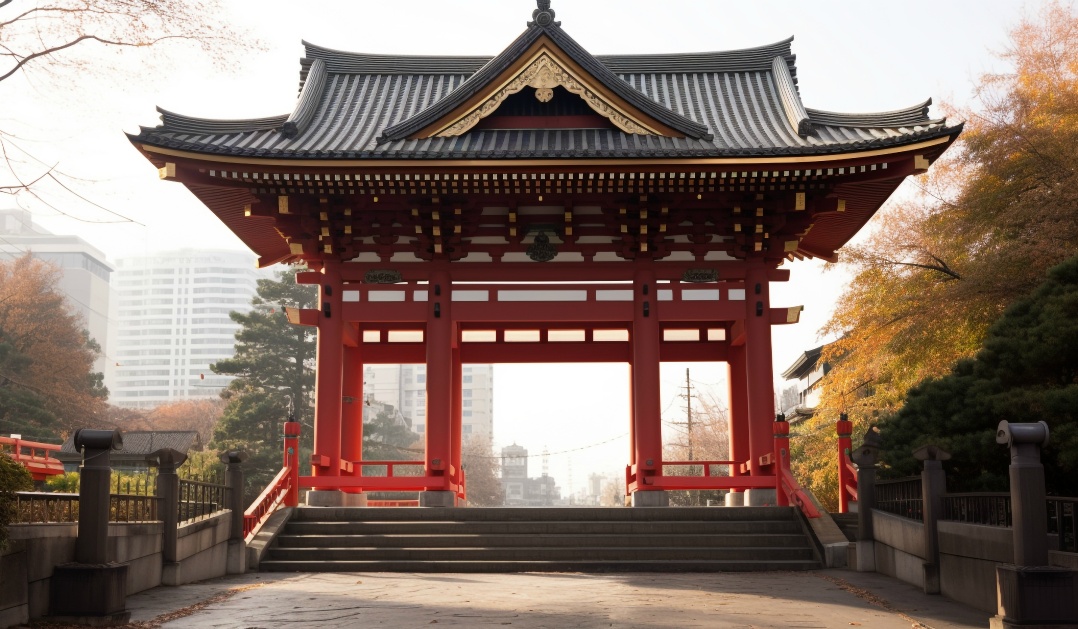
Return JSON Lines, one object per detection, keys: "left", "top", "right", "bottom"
{"left": 542, "top": 446, "right": 550, "bottom": 477}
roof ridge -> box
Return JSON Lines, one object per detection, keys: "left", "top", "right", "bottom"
{"left": 772, "top": 56, "right": 812, "bottom": 138}
{"left": 283, "top": 57, "right": 327, "bottom": 138}
{"left": 157, "top": 107, "right": 288, "bottom": 135}
{"left": 806, "top": 99, "right": 939, "bottom": 128}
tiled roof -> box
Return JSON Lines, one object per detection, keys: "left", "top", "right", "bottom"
{"left": 59, "top": 430, "right": 201, "bottom": 459}
{"left": 132, "top": 22, "right": 957, "bottom": 160}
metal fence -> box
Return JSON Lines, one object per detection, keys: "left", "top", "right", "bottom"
{"left": 1047, "top": 497, "right": 1078, "bottom": 553}
{"left": 110, "top": 475, "right": 158, "bottom": 522}
{"left": 13, "top": 492, "right": 79, "bottom": 523}
{"left": 178, "top": 469, "right": 227, "bottom": 522}
{"left": 941, "top": 492, "right": 1012, "bottom": 527}
{"left": 875, "top": 477, "right": 924, "bottom": 521}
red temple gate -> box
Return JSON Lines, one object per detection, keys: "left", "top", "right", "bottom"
{"left": 130, "top": 1, "right": 959, "bottom": 509}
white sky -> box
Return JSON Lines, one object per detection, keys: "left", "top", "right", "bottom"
{"left": 1, "top": 0, "right": 1041, "bottom": 491}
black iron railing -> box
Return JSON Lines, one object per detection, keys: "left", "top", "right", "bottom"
{"left": 179, "top": 470, "right": 226, "bottom": 522}
{"left": 941, "top": 492, "right": 1011, "bottom": 527}
{"left": 875, "top": 477, "right": 924, "bottom": 521}
{"left": 13, "top": 492, "right": 79, "bottom": 523}
{"left": 1047, "top": 497, "right": 1078, "bottom": 553}
{"left": 110, "top": 475, "right": 158, "bottom": 522}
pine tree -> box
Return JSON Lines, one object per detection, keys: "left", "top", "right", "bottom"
{"left": 211, "top": 266, "right": 317, "bottom": 502}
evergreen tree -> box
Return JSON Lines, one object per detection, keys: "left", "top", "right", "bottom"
{"left": 880, "top": 256, "right": 1078, "bottom": 495}
{"left": 211, "top": 266, "right": 317, "bottom": 502}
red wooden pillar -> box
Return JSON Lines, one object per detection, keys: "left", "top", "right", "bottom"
{"left": 451, "top": 346, "right": 463, "bottom": 497}
{"left": 312, "top": 259, "right": 344, "bottom": 489}
{"left": 837, "top": 413, "right": 854, "bottom": 513}
{"left": 283, "top": 421, "right": 301, "bottom": 508}
{"left": 744, "top": 264, "right": 776, "bottom": 491}
{"left": 341, "top": 345, "right": 364, "bottom": 493}
{"left": 727, "top": 342, "right": 749, "bottom": 504}
{"left": 631, "top": 267, "right": 664, "bottom": 503}
{"left": 423, "top": 270, "right": 454, "bottom": 504}
{"left": 625, "top": 362, "right": 636, "bottom": 497}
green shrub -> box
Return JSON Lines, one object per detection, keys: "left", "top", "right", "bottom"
{"left": 0, "top": 455, "right": 33, "bottom": 549}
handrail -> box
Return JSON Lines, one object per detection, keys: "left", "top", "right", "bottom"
{"left": 779, "top": 466, "right": 821, "bottom": 518}
{"left": 1, "top": 436, "right": 65, "bottom": 480}
{"left": 243, "top": 465, "right": 291, "bottom": 542}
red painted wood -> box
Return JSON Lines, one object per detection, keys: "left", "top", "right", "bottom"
{"left": 727, "top": 343, "right": 749, "bottom": 483}
{"left": 631, "top": 269, "right": 663, "bottom": 490}
{"left": 312, "top": 260, "right": 344, "bottom": 480}
{"left": 424, "top": 271, "right": 453, "bottom": 492}
{"left": 744, "top": 264, "right": 776, "bottom": 478}
{"left": 341, "top": 345, "right": 364, "bottom": 489}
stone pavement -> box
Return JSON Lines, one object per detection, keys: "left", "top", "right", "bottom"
{"left": 106, "top": 569, "right": 992, "bottom": 629}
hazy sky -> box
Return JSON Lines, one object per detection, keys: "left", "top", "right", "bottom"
{"left": 1, "top": 0, "right": 1043, "bottom": 490}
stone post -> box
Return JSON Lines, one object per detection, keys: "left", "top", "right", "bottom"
{"left": 850, "top": 428, "right": 881, "bottom": 572}
{"left": 149, "top": 448, "right": 187, "bottom": 565}
{"left": 913, "top": 444, "right": 950, "bottom": 595}
{"left": 49, "top": 428, "right": 130, "bottom": 624}
{"left": 221, "top": 451, "right": 248, "bottom": 574}
{"left": 991, "top": 420, "right": 1078, "bottom": 628}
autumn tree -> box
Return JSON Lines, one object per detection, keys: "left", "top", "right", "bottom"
{"left": 0, "top": 255, "right": 106, "bottom": 439}
{"left": 797, "top": 2, "right": 1078, "bottom": 504}
{"left": 879, "top": 256, "right": 1078, "bottom": 495}
{"left": 211, "top": 266, "right": 317, "bottom": 502}
{"left": 0, "top": 0, "right": 254, "bottom": 198}
{"left": 663, "top": 390, "right": 730, "bottom": 506}
{"left": 461, "top": 435, "right": 503, "bottom": 507}
{"left": 146, "top": 398, "right": 226, "bottom": 445}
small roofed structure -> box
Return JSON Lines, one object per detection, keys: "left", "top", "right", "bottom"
{"left": 58, "top": 431, "right": 201, "bottom": 472}
{"left": 780, "top": 344, "right": 833, "bottom": 421}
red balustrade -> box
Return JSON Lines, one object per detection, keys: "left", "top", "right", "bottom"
{"left": 0, "top": 436, "right": 64, "bottom": 481}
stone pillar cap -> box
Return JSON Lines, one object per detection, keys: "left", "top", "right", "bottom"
{"left": 913, "top": 444, "right": 952, "bottom": 461}
{"left": 220, "top": 450, "right": 248, "bottom": 464}
{"left": 73, "top": 428, "right": 122, "bottom": 451}
{"left": 147, "top": 447, "right": 188, "bottom": 468}
{"left": 996, "top": 420, "right": 1049, "bottom": 448}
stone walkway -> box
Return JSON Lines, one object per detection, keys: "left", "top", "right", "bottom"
{"left": 112, "top": 570, "right": 991, "bottom": 629}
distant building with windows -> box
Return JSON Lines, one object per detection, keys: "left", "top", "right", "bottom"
{"left": 500, "top": 443, "right": 560, "bottom": 507}
{"left": 780, "top": 343, "right": 834, "bottom": 422}
{"left": 106, "top": 249, "right": 264, "bottom": 408}
{"left": 362, "top": 364, "right": 494, "bottom": 441}
{"left": 0, "top": 208, "right": 113, "bottom": 374}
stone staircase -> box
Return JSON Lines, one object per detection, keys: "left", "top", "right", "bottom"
{"left": 259, "top": 506, "right": 822, "bottom": 572}
{"left": 831, "top": 512, "right": 858, "bottom": 542}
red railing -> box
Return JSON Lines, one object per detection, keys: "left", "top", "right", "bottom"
{"left": 0, "top": 436, "right": 64, "bottom": 481}
{"left": 242, "top": 421, "right": 300, "bottom": 542}
{"left": 836, "top": 414, "right": 858, "bottom": 513}
{"left": 774, "top": 416, "right": 821, "bottom": 518}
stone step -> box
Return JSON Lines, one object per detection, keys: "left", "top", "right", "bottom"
{"left": 282, "top": 519, "right": 803, "bottom": 536}
{"left": 258, "top": 558, "right": 822, "bottom": 573}
{"left": 290, "top": 506, "right": 797, "bottom": 523}
{"left": 274, "top": 532, "right": 812, "bottom": 549}
{"left": 267, "top": 546, "right": 816, "bottom": 562}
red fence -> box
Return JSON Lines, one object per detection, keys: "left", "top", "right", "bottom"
{"left": 0, "top": 436, "right": 64, "bottom": 481}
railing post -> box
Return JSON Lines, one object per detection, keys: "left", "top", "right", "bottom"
{"left": 993, "top": 420, "right": 1078, "bottom": 627}
{"left": 149, "top": 448, "right": 187, "bottom": 566}
{"left": 221, "top": 450, "right": 248, "bottom": 574}
{"left": 913, "top": 444, "right": 949, "bottom": 595}
{"left": 284, "top": 421, "right": 300, "bottom": 507}
{"left": 836, "top": 413, "right": 854, "bottom": 513}
{"left": 774, "top": 413, "right": 790, "bottom": 507}
{"left": 50, "top": 429, "right": 129, "bottom": 623}
{"left": 850, "top": 428, "right": 881, "bottom": 572}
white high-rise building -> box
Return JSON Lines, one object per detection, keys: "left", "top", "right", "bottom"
{"left": 363, "top": 364, "right": 494, "bottom": 441}
{"left": 107, "top": 249, "right": 263, "bottom": 408}
{"left": 0, "top": 209, "right": 113, "bottom": 374}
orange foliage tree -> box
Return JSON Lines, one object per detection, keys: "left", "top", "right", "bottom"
{"left": 793, "top": 2, "right": 1078, "bottom": 507}
{"left": 0, "top": 255, "right": 107, "bottom": 440}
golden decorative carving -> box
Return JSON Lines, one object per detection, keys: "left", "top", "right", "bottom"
{"left": 435, "top": 53, "right": 656, "bottom": 137}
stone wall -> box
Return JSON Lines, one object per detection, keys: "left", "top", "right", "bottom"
{"left": 0, "top": 510, "right": 235, "bottom": 628}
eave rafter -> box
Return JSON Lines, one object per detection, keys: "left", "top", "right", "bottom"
{"left": 144, "top": 137, "right": 951, "bottom": 266}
